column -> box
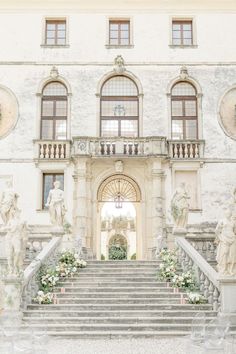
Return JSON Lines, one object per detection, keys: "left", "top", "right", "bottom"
{"left": 72, "top": 158, "right": 90, "bottom": 250}
{"left": 150, "top": 159, "right": 165, "bottom": 257}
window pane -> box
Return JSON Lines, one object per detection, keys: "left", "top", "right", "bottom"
{"left": 172, "top": 82, "right": 196, "bottom": 96}
{"left": 120, "top": 38, "right": 129, "bottom": 45}
{"left": 172, "top": 120, "right": 183, "bottom": 140}
{"left": 183, "top": 38, "right": 192, "bottom": 45}
{"left": 101, "top": 120, "right": 118, "bottom": 136}
{"left": 57, "top": 38, "right": 66, "bottom": 45}
{"left": 55, "top": 120, "right": 67, "bottom": 140}
{"left": 47, "top": 31, "right": 55, "bottom": 38}
{"left": 102, "top": 77, "right": 137, "bottom": 96}
{"left": 186, "top": 120, "right": 197, "bottom": 139}
{"left": 46, "top": 24, "right": 56, "bottom": 30}
{"left": 110, "top": 23, "right": 119, "bottom": 30}
{"left": 172, "top": 101, "right": 183, "bottom": 116}
{"left": 120, "top": 23, "right": 129, "bottom": 31}
{"left": 172, "top": 23, "right": 181, "bottom": 30}
{"left": 42, "top": 101, "right": 54, "bottom": 116}
{"left": 110, "top": 30, "right": 119, "bottom": 38}
{"left": 172, "top": 31, "right": 181, "bottom": 39}
{"left": 120, "top": 30, "right": 129, "bottom": 39}
{"left": 110, "top": 38, "right": 119, "bottom": 45}
{"left": 57, "top": 23, "right": 66, "bottom": 30}
{"left": 46, "top": 38, "right": 55, "bottom": 45}
{"left": 101, "top": 101, "right": 138, "bottom": 117}
{"left": 183, "top": 24, "right": 192, "bottom": 31}
{"left": 57, "top": 30, "right": 66, "bottom": 38}
{"left": 41, "top": 120, "right": 53, "bottom": 139}
{"left": 172, "top": 38, "right": 181, "bottom": 45}
{"left": 185, "top": 100, "right": 197, "bottom": 116}
{"left": 43, "top": 82, "right": 67, "bottom": 96}
{"left": 55, "top": 100, "right": 67, "bottom": 116}
{"left": 121, "top": 120, "right": 138, "bottom": 137}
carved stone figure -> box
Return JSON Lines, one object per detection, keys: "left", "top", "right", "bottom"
{"left": 46, "top": 180, "right": 66, "bottom": 229}
{"left": 171, "top": 182, "right": 190, "bottom": 230}
{"left": 115, "top": 160, "right": 124, "bottom": 173}
{"left": 215, "top": 209, "right": 236, "bottom": 276}
{"left": 113, "top": 55, "right": 126, "bottom": 74}
{"left": 0, "top": 179, "right": 19, "bottom": 225}
{"left": 5, "top": 209, "right": 28, "bottom": 275}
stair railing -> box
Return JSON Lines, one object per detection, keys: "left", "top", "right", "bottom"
{"left": 21, "top": 237, "right": 62, "bottom": 310}
{"left": 175, "top": 237, "right": 220, "bottom": 311}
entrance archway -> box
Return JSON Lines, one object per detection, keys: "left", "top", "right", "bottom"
{"left": 97, "top": 174, "right": 142, "bottom": 260}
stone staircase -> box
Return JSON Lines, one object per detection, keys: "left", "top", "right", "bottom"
{"left": 23, "top": 260, "right": 217, "bottom": 338}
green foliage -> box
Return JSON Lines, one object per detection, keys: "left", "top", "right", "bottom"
{"left": 101, "top": 254, "right": 105, "bottom": 260}
{"left": 109, "top": 245, "right": 127, "bottom": 260}
{"left": 131, "top": 253, "right": 136, "bottom": 260}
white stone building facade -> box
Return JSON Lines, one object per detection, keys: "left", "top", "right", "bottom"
{"left": 0, "top": 0, "right": 236, "bottom": 259}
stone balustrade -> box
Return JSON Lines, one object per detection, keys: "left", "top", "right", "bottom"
{"left": 73, "top": 136, "right": 167, "bottom": 157}
{"left": 168, "top": 140, "right": 204, "bottom": 159}
{"left": 176, "top": 237, "right": 220, "bottom": 311}
{"left": 22, "top": 237, "right": 62, "bottom": 309}
{"left": 34, "top": 140, "right": 71, "bottom": 159}
{"left": 186, "top": 235, "right": 217, "bottom": 264}
{"left": 34, "top": 137, "right": 205, "bottom": 160}
{"left": 26, "top": 235, "right": 52, "bottom": 261}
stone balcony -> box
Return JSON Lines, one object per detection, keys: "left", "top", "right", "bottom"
{"left": 33, "top": 137, "right": 205, "bottom": 160}
{"left": 34, "top": 140, "right": 71, "bottom": 160}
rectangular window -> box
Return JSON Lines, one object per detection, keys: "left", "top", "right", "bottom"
{"left": 109, "top": 20, "right": 130, "bottom": 46}
{"left": 172, "top": 20, "right": 193, "bottom": 46}
{"left": 45, "top": 20, "right": 66, "bottom": 45}
{"left": 43, "top": 173, "right": 64, "bottom": 209}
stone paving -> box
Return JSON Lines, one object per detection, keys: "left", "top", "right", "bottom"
{"left": 47, "top": 338, "right": 198, "bottom": 354}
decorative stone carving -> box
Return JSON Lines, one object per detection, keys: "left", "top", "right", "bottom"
{"left": 46, "top": 180, "right": 66, "bottom": 230}
{"left": 219, "top": 87, "right": 236, "bottom": 139}
{"left": 113, "top": 55, "right": 126, "bottom": 74}
{"left": 0, "top": 85, "right": 19, "bottom": 139}
{"left": 5, "top": 209, "right": 29, "bottom": 275}
{"left": 50, "top": 66, "right": 59, "bottom": 79}
{"left": 215, "top": 209, "right": 236, "bottom": 276}
{"left": 171, "top": 182, "right": 190, "bottom": 231}
{"left": 0, "top": 179, "right": 19, "bottom": 225}
{"left": 180, "top": 66, "right": 189, "bottom": 80}
{"left": 115, "top": 160, "right": 124, "bottom": 173}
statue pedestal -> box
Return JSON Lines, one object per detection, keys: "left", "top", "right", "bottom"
{"left": 1, "top": 275, "right": 23, "bottom": 315}
{"left": 60, "top": 233, "right": 75, "bottom": 252}
{"left": 219, "top": 277, "right": 236, "bottom": 315}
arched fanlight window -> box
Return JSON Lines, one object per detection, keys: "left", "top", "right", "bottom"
{"left": 171, "top": 81, "right": 198, "bottom": 140}
{"left": 41, "top": 81, "right": 67, "bottom": 140}
{"left": 100, "top": 76, "right": 139, "bottom": 137}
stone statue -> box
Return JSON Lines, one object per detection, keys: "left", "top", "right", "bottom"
{"left": 46, "top": 180, "right": 66, "bottom": 229}
{"left": 5, "top": 209, "right": 28, "bottom": 275}
{"left": 171, "top": 182, "right": 190, "bottom": 230}
{"left": 215, "top": 209, "right": 236, "bottom": 276}
{"left": 0, "top": 180, "right": 19, "bottom": 225}
{"left": 113, "top": 55, "right": 126, "bottom": 74}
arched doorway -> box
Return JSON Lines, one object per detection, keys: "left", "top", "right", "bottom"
{"left": 97, "top": 174, "right": 141, "bottom": 260}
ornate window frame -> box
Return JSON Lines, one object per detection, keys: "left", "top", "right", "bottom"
{"left": 96, "top": 70, "right": 143, "bottom": 137}
{"left": 166, "top": 68, "right": 203, "bottom": 140}
{"left": 169, "top": 16, "right": 198, "bottom": 48}
{"left": 105, "top": 16, "right": 134, "bottom": 49}
{"left": 41, "top": 16, "right": 70, "bottom": 48}
{"left": 36, "top": 70, "right": 72, "bottom": 140}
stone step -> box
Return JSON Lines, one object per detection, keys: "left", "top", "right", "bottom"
{"left": 27, "top": 304, "right": 213, "bottom": 311}
{"left": 51, "top": 292, "right": 186, "bottom": 299}
{"left": 23, "top": 309, "right": 217, "bottom": 318}
{"left": 23, "top": 316, "right": 216, "bottom": 325}
{"left": 43, "top": 298, "right": 187, "bottom": 305}
{"left": 53, "top": 287, "right": 185, "bottom": 293}
{"left": 54, "top": 282, "right": 174, "bottom": 288}
{"left": 57, "top": 278, "right": 160, "bottom": 284}
{"left": 19, "top": 323, "right": 231, "bottom": 333}
{"left": 77, "top": 272, "right": 158, "bottom": 277}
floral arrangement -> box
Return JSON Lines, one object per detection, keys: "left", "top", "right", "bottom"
{"left": 40, "top": 268, "right": 60, "bottom": 291}
{"left": 157, "top": 248, "right": 178, "bottom": 281}
{"left": 34, "top": 250, "right": 87, "bottom": 304}
{"left": 33, "top": 291, "right": 54, "bottom": 304}
{"left": 171, "top": 271, "right": 196, "bottom": 290}
{"left": 187, "top": 292, "right": 207, "bottom": 304}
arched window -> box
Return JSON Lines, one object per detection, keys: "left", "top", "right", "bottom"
{"left": 171, "top": 81, "right": 198, "bottom": 140}
{"left": 100, "top": 76, "right": 139, "bottom": 137}
{"left": 41, "top": 81, "right": 67, "bottom": 140}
